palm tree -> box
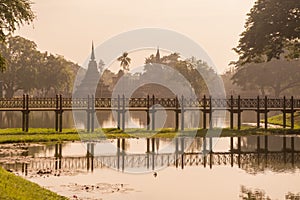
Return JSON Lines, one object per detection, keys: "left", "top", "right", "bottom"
{"left": 117, "top": 52, "right": 131, "bottom": 71}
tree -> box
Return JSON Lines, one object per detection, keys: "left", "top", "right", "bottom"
{"left": 117, "top": 52, "right": 131, "bottom": 71}
{"left": 232, "top": 59, "right": 300, "bottom": 97}
{"left": 234, "top": 0, "right": 300, "bottom": 64}
{"left": 143, "top": 53, "right": 218, "bottom": 97}
{"left": 0, "top": 35, "right": 39, "bottom": 97}
{"left": 0, "top": 0, "right": 35, "bottom": 71}
{"left": 0, "top": 36, "right": 80, "bottom": 97}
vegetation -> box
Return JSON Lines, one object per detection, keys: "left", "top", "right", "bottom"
{"left": 267, "top": 112, "right": 300, "bottom": 129}
{"left": 0, "top": 166, "right": 66, "bottom": 200}
{"left": 232, "top": 59, "right": 300, "bottom": 97}
{"left": 0, "top": 127, "right": 299, "bottom": 143}
{"left": 117, "top": 52, "right": 131, "bottom": 71}
{"left": 0, "top": 0, "right": 35, "bottom": 71}
{"left": 144, "top": 53, "right": 219, "bottom": 97}
{"left": 232, "top": 0, "right": 300, "bottom": 97}
{"left": 234, "top": 0, "right": 300, "bottom": 64}
{"left": 0, "top": 35, "right": 80, "bottom": 97}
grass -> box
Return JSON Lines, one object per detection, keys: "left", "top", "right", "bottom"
{"left": 0, "top": 127, "right": 300, "bottom": 144}
{"left": 267, "top": 112, "right": 300, "bottom": 129}
{"left": 0, "top": 167, "right": 67, "bottom": 200}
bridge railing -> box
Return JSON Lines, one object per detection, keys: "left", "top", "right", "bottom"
{"left": 0, "top": 96, "right": 300, "bottom": 109}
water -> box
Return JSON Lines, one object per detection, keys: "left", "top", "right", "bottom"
{"left": 1, "top": 136, "right": 300, "bottom": 199}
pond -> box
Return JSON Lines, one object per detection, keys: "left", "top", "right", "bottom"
{"left": 1, "top": 135, "right": 300, "bottom": 200}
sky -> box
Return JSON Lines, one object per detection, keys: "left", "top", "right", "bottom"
{"left": 16, "top": 0, "right": 256, "bottom": 73}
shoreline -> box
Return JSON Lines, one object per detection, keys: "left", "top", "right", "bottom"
{"left": 0, "top": 127, "right": 299, "bottom": 144}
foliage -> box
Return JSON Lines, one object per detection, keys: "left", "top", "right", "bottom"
{"left": 0, "top": 35, "right": 80, "bottom": 97}
{"left": 267, "top": 112, "right": 300, "bottom": 129}
{"left": 117, "top": 52, "right": 131, "bottom": 71}
{"left": 0, "top": 0, "right": 35, "bottom": 71}
{"left": 0, "top": 167, "right": 67, "bottom": 200}
{"left": 234, "top": 0, "right": 300, "bottom": 65}
{"left": 144, "top": 53, "right": 219, "bottom": 97}
{"left": 232, "top": 59, "right": 300, "bottom": 97}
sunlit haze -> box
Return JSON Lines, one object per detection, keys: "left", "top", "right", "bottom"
{"left": 16, "top": 0, "right": 256, "bottom": 73}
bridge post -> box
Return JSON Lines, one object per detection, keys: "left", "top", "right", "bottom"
{"left": 264, "top": 96, "right": 268, "bottom": 130}
{"left": 22, "top": 94, "right": 26, "bottom": 131}
{"left": 203, "top": 95, "right": 207, "bottom": 129}
{"left": 55, "top": 95, "right": 59, "bottom": 131}
{"left": 151, "top": 95, "right": 155, "bottom": 131}
{"left": 25, "top": 94, "right": 29, "bottom": 132}
{"left": 230, "top": 95, "right": 234, "bottom": 129}
{"left": 283, "top": 96, "right": 286, "bottom": 128}
{"left": 122, "top": 95, "right": 126, "bottom": 131}
{"left": 117, "top": 95, "right": 120, "bottom": 130}
{"left": 175, "top": 96, "right": 179, "bottom": 131}
{"left": 291, "top": 96, "right": 294, "bottom": 129}
{"left": 59, "top": 94, "right": 63, "bottom": 132}
{"left": 87, "top": 95, "right": 90, "bottom": 132}
{"left": 181, "top": 95, "right": 185, "bottom": 131}
{"left": 237, "top": 95, "right": 241, "bottom": 130}
{"left": 91, "top": 95, "right": 95, "bottom": 132}
{"left": 257, "top": 96, "right": 260, "bottom": 128}
{"left": 209, "top": 96, "right": 212, "bottom": 129}
{"left": 146, "top": 95, "right": 150, "bottom": 131}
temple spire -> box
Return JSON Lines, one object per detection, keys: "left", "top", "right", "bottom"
{"left": 155, "top": 46, "right": 160, "bottom": 62}
{"left": 91, "top": 41, "right": 95, "bottom": 61}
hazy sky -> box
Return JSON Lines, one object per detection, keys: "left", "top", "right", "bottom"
{"left": 16, "top": 0, "right": 256, "bottom": 73}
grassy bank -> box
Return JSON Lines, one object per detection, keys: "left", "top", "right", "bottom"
{"left": 0, "top": 167, "right": 66, "bottom": 200}
{"left": 0, "top": 127, "right": 300, "bottom": 143}
{"left": 267, "top": 112, "right": 300, "bottom": 129}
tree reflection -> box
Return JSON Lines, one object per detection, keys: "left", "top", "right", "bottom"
{"left": 240, "top": 186, "right": 300, "bottom": 200}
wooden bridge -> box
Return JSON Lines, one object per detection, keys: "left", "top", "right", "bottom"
{"left": 0, "top": 94, "right": 299, "bottom": 131}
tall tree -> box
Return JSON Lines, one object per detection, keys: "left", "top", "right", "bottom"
{"left": 117, "top": 52, "right": 131, "bottom": 71}
{"left": 0, "top": 0, "right": 35, "bottom": 71}
{"left": 0, "top": 36, "right": 80, "bottom": 97}
{"left": 234, "top": 0, "right": 299, "bottom": 64}
{"left": 0, "top": 36, "right": 39, "bottom": 97}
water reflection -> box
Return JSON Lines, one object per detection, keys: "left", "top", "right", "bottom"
{"left": 1, "top": 135, "right": 300, "bottom": 175}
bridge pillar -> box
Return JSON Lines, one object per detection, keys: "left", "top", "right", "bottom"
{"left": 117, "top": 95, "right": 121, "bottom": 130}
{"left": 291, "top": 96, "right": 294, "bottom": 129}
{"left": 175, "top": 96, "right": 179, "bottom": 131}
{"left": 151, "top": 95, "right": 156, "bottom": 131}
{"left": 122, "top": 95, "right": 126, "bottom": 131}
{"left": 181, "top": 95, "right": 185, "bottom": 131}
{"left": 22, "top": 94, "right": 30, "bottom": 132}
{"left": 203, "top": 95, "right": 207, "bottom": 129}
{"left": 264, "top": 96, "right": 268, "bottom": 130}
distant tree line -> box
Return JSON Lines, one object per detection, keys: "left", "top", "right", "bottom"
{"left": 0, "top": 36, "right": 80, "bottom": 97}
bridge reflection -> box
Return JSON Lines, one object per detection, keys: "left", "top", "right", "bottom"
{"left": 2, "top": 136, "right": 300, "bottom": 174}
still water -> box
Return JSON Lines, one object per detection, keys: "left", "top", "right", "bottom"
{"left": 1, "top": 135, "right": 300, "bottom": 199}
